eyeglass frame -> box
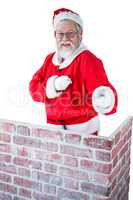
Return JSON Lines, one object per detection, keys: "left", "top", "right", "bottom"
{"left": 55, "top": 31, "right": 79, "bottom": 39}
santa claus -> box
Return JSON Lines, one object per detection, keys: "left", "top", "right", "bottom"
{"left": 29, "top": 8, "right": 118, "bottom": 136}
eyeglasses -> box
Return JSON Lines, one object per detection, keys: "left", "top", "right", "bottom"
{"left": 55, "top": 31, "right": 79, "bottom": 39}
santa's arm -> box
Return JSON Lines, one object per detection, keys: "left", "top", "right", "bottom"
{"left": 29, "top": 65, "right": 47, "bottom": 102}
{"left": 91, "top": 59, "right": 118, "bottom": 115}
{"left": 82, "top": 57, "right": 118, "bottom": 115}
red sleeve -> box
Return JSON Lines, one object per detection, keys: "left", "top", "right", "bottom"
{"left": 29, "top": 53, "right": 53, "bottom": 103}
{"left": 81, "top": 54, "right": 118, "bottom": 115}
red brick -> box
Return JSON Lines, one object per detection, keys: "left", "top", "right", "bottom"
{"left": 111, "top": 137, "right": 125, "bottom": 158}
{"left": 32, "top": 171, "right": 63, "bottom": 186}
{"left": 60, "top": 145, "right": 93, "bottom": 159}
{"left": 59, "top": 167, "right": 89, "bottom": 180}
{"left": 0, "top": 182, "right": 17, "bottom": 194}
{"left": 0, "top": 173, "right": 11, "bottom": 183}
{"left": 35, "top": 151, "right": 63, "bottom": 163}
{"left": 112, "top": 155, "right": 118, "bottom": 168}
{"left": 17, "top": 147, "right": 29, "bottom": 157}
{"left": 32, "top": 128, "right": 63, "bottom": 141}
{"left": 13, "top": 136, "right": 43, "bottom": 149}
{"left": 64, "top": 156, "right": 78, "bottom": 167}
{"left": 119, "top": 142, "right": 128, "bottom": 159}
{"left": 18, "top": 167, "right": 31, "bottom": 177}
{"left": 0, "top": 163, "right": 17, "bottom": 174}
{"left": 44, "top": 142, "right": 58, "bottom": 152}
{"left": 114, "top": 130, "right": 121, "bottom": 144}
{"left": 0, "top": 192, "right": 12, "bottom": 200}
{"left": 123, "top": 128, "right": 132, "bottom": 143}
{"left": 19, "top": 188, "right": 31, "bottom": 198}
{"left": 43, "top": 184, "right": 56, "bottom": 195}
{"left": 13, "top": 157, "right": 42, "bottom": 169}
{"left": 80, "top": 159, "right": 112, "bottom": 174}
{"left": 65, "top": 133, "right": 81, "bottom": 144}
{"left": 14, "top": 177, "right": 42, "bottom": 191}
{"left": 44, "top": 163, "right": 57, "bottom": 174}
{"left": 1, "top": 122, "right": 16, "bottom": 133}
{"left": 84, "top": 137, "right": 113, "bottom": 150}
{"left": 46, "top": 153, "right": 63, "bottom": 163}
{"left": 0, "top": 133, "right": 11, "bottom": 142}
{"left": 17, "top": 125, "right": 30, "bottom": 136}
{"left": 0, "top": 154, "right": 11, "bottom": 162}
{"left": 0, "top": 144, "right": 11, "bottom": 153}
{"left": 95, "top": 150, "right": 111, "bottom": 162}
{"left": 57, "top": 188, "right": 90, "bottom": 200}
{"left": 93, "top": 173, "right": 110, "bottom": 185}
{"left": 81, "top": 182, "right": 110, "bottom": 196}
{"left": 33, "top": 192, "right": 59, "bottom": 200}
{"left": 64, "top": 178, "right": 79, "bottom": 190}
{"left": 13, "top": 196, "right": 26, "bottom": 200}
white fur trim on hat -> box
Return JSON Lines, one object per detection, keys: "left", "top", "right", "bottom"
{"left": 53, "top": 11, "right": 83, "bottom": 29}
{"left": 46, "top": 75, "right": 62, "bottom": 99}
{"left": 92, "top": 86, "right": 115, "bottom": 114}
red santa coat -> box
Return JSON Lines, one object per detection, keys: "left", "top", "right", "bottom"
{"left": 29, "top": 46, "right": 118, "bottom": 125}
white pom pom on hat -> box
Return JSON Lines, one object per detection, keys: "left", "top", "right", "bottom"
{"left": 53, "top": 8, "right": 83, "bottom": 29}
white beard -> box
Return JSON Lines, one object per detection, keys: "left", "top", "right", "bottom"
{"left": 58, "top": 49, "right": 73, "bottom": 60}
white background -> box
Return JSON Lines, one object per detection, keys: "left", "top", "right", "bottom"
{"left": 0, "top": 0, "right": 133, "bottom": 199}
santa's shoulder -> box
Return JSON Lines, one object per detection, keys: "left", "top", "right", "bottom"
{"left": 80, "top": 49, "right": 102, "bottom": 64}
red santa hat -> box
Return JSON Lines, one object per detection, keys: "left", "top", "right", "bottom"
{"left": 53, "top": 8, "right": 83, "bottom": 29}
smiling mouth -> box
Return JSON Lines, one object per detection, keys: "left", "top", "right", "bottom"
{"left": 61, "top": 44, "right": 71, "bottom": 47}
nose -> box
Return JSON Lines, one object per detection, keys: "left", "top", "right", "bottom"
{"left": 62, "top": 33, "right": 69, "bottom": 41}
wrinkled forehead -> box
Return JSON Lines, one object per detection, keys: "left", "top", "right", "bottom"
{"left": 55, "top": 19, "right": 78, "bottom": 32}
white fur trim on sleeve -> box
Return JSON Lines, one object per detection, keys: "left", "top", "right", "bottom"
{"left": 46, "top": 75, "right": 62, "bottom": 99}
{"left": 92, "top": 86, "right": 115, "bottom": 114}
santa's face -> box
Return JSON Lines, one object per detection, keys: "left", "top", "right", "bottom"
{"left": 54, "top": 20, "right": 82, "bottom": 59}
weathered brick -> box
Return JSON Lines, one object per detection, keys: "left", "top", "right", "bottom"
{"left": 81, "top": 182, "right": 111, "bottom": 196}
{"left": 64, "top": 178, "right": 79, "bottom": 190}
{"left": 18, "top": 167, "right": 31, "bottom": 177}
{"left": 80, "top": 159, "right": 112, "bottom": 174}
{"left": 14, "top": 177, "right": 42, "bottom": 191}
{"left": 93, "top": 173, "right": 110, "bottom": 185}
{"left": 13, "top": 157, "right": 42, "bottom": 169}
{"left": 0, "top": 163, "right": 17, "bottom": 174}
{"left": 19, "top": 188, "right": 31, "bottom": 198}
{"left": 83, "top": 137, "right": 113, "bottom": 150}
{"left": 119, "top": 142, "right": 128, "bottom": 159}
{"left": 0, "top": 192, "right": 12, "bottom": 200}
{"left": 57, "top": 188, "right": 90, "bottom": 200}
{"left": 0, "top": 144, "right": 11, "bottom": 153}
{"left": 111, "top": 137, "right": 125, "bottom": 159}
{"left": 32, "top": 171, "right": 63, "bottom": 186}
{"left": 13, "top": 136, "right": 43, "bottom": 149}
{"left": 65, "top": 133, "right": 81, "bottom": 144}
{"left": 32, "top": 128, "right": 63, "bottom": 141}
{"left": 35, "top": 151, "right": 63, "bottom": 163}
{"left": 60, "top": 145, "right": 93, "bottom": 159}
{"left": 95, "top": 150, "right": 111, "bottom": 162}
{"left": 64, "top": 156, "right": 78, "bottom": 167}
{"left": 0, "top": 154, "right": 11, "bottom": 162}
{"left": 13, "top": 196, "right": 26, "bottom": 200}
{"left": 0, "top": 182, "right": 17, "bottom": 194}
{"left": 0, "top": 173, "right": 12, "bottom": 183}
{"left": 33, "top": 192, "right": 59, "bottom": 200}
{"left": 59, "top": 167, "right": 89, "bottom": 180}
{"left": 44, "top": 142, "right": 58, "bottom": 152}
{"left": 1, "top": 122, "right": 16, "bottom": 133}
{"left": 44, "top": 163, "right": 57, "bottom": 174}
{"left": 43, "top": 184, "right": 56, "bottom": 195}
{"left": 17, "top": 125, "right": 30, "bottom": 136}
{"left": 0, "top": 133, "right": 11, "bottom": 142}
{"left": 17, "top": 147, "right": 30, "bottom": 157}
